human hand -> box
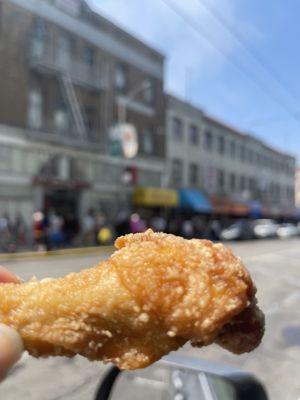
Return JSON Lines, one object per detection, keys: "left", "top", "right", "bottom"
{"left": 0, "top": 267, "right": 23, "bottom": 380}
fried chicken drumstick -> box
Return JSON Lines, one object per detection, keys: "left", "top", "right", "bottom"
{"left": 0, "top": 230, "right": 264, "bottom": 370}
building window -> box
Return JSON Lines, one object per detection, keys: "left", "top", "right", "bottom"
{"left": 115, "top": 63, "right": 128, "bottom": 92}
{"left": 83, "top": 46, "right": 95, "bottom": 68}
{"left": 85, "top": 107, "right": 96, "bottom": 135}
{"left": 31, "top": 19, "right": 47, "bottom": 57}
{"left": 171, "top": 159, "right": 183, "bottom": 185}
{"left": 230, "top": 140, "right": 236, "bottom": 158}
{"left": 172, "top": 117, "right": 183, "bottom": 141}
{"left": 142, "top": 129, "right": 154, "bottom": 154}
{"left": 189, "top": 163, "right": 198, "bottom": 186}
{"left": 189, "top": 125, "right": 199, "bottom": 145}
{"left": 248, "top": 149, "right": 253, "bottom": 163}
{"left": 143, "top": 78, "right": 155, "bottom": 104}
{"left": 56, "top": 35, "right": 72, "bottom": 68}
{"left": 218, "top": 136, "right": 225, "bottom": 155}
{"left": 256, "top": 153, "right": 261, "bottom": 165}
{"left": 240, "top": 175, "right": 246, "bottom": 191}
{"left": 28, "top": 89, "right": 43, "bottom": 130}
{"left": 218, "top": 169, "right": 225, "bottom": 190}
{"left": 230, "top": 173, "right": 236, "bottom": 191}
{"left": 240, "top": 144, "right": 245, "bottom": 161}
{"left": 288, "top": 187, "right": 294, "bottom": 203}
{"left": 54, "top": 102, "right": 69, "bottom": 133}
{"left": 205, "top": 130, "right": 213, "bottom": 151}
{"left": 249, "top": 177, "right": 256, "bottom": 192}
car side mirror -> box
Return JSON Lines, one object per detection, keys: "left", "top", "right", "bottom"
{"left": 94, "top": 354, "right": 268, "bottom": 400}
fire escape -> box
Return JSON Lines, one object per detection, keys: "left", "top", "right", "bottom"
{"left": 28, "top": 35, "right": 108, "bottom": 148}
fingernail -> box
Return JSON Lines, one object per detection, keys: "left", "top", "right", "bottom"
{"left": 0, "top": 324, "right": 23, "bottom": 376}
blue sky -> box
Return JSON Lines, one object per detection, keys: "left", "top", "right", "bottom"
{"left": 89, "top": 0, "right": 300, "bottom": 162}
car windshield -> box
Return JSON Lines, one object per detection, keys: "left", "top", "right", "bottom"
{"left": 0, "top": 1, "right": 299, "bottom": 400}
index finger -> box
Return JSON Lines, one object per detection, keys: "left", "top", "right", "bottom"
{"left": 0, "top": 266, "right": 20, "bottom": 284}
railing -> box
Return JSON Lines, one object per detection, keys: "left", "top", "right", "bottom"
{"left": 28, "top": 48, "right": 107, "bottom": 90}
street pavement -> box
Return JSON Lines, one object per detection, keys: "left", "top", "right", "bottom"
{"left": 0, "top": 239, "right": 300, "bottom": 399}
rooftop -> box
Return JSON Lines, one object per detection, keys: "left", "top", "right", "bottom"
{"left": 84, "top": 0, "right": 165, "bottom": 61}
{"left": 167, "top": 93, "right": 295, "bottom": 161}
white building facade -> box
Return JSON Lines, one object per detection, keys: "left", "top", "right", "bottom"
{"left": 166, "top": 95, "right": 296, "bottom": 216}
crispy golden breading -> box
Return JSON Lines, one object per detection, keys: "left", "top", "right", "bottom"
{"left": 0, "top": 230, "right": 264, "bottom": 369}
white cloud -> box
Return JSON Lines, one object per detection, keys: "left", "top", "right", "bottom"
{"left": 88, "top": 0, "right": 262, "bottom": 98}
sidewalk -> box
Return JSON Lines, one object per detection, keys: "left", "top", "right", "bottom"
{"left": 0, "top": 245, "right": 113, "bottom": 262}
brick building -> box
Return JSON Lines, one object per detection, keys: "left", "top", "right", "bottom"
{"left": 0, "top": 0, "right": 166, "bottom": 222}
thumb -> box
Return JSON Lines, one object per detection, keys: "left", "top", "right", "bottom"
{"left": 0, "top": 324, "right": 23, "bottom": 380}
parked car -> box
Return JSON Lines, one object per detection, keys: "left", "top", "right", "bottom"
{"left": 277, "top": 223, "right": 300, "bottom": 239}
{"left": 220, "top": 220, "right": 254, "bottom": 241}
{"left": 253, "top": 219, "right": 278, "bottom": 239}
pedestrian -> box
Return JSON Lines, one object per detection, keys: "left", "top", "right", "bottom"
{"left": 192, "top": 216, "right": 205, "bottom": 238}
{"left": 13, "top": 213, "right": 27, "bottom": 249}
{"left": 115, "top": 212, "right": 130, "bottom": 236}
{"left": 181, "top": 218, "right": 194, "bottom": 239}
{"left": 129, "top": 213, "right": 147, "bottom": 233}
{"left": 32, "top": 211, "right": 46, "bottom": 252}
{"left": 168, "top": 216, "right": 181, "bottom": 236}
{"left": 0, "top": 213, "right": 11, "bottom": 252}
{"left": 81, "top": 209, "right": 96, "bottom": 246}
{"left": 150, "top": 215, "right": 167, "bottom": 232}
{"left": 95, "top": 213, "right": 113, "bottom": 245}
{"left": 48, "top": 210, "right": 65, "bottom": 249}
{"left": 97, "top": 225, "right": 113, "bottom": 245}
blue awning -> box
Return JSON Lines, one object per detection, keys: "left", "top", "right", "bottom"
{"left": 179, "top": 189, "right": 212, "bottom": 213}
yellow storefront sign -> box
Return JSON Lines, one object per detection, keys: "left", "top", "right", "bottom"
{"left": 133, "top": 187, "right": 178, "bottom": 207}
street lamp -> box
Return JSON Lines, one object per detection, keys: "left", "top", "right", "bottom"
{"left": 111, "top": 80, "right": 153, "bottom": 160}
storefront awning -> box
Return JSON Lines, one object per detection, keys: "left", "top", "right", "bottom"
{"left": 133, "top": 187, "right": 178, "bottom": 207}
{"left": 230, "top": 202, "right": 249, "bottom": 216}
{"left": 179, "top": 189, "right": 212, "bottom": 213}
{"left": 210, "top": 196, "right": 231, "bottom": 214}
{"left": 211, "top": 196, "right": 249, "bottom": 216}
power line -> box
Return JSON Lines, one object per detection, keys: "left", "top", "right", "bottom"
{"left": 160, "top": 0, "right": 300, "bottom": 123}
{"left": 197, "top": 0, "right": 300, "bottom": 105}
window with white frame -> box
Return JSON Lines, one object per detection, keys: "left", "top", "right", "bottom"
{"left": 142, "top": 128, "right": 154, "bottom": 154}
{"left": 171, "top": 158, "right": 183, "bottom": 185}
{"left": 189, "top": 124, "right": 199, "bottom": 145}
{"left": 172, "top": 117, "right": 183, "bottom": 141}
{"left": 115, "top": 63, "right": 128, "bottom": 92}
{"left": 205, "top": 130, "right": 213, "bottom": 151}
{"left": 27, "top": 89, "right": 43, "bottom": 130}
{"left": 189, "top": 163, "right": 198, "bottom": 186}
{"left": 54, "top": 102, "right": 69, "bottom": 133}
{"left": 56, "top": 35, "right": 72, "bottom": 68}
{"left": 31, "top": 19, "right": 47, "bottom": 58}
{"left": 143, "top": 78, "right": 155, "bottom": 104}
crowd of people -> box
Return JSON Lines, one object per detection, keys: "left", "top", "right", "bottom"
{"left": 0, "top": 208, "right": 225, "bottom": 252}
{"left": 0, "top": 213, "right": 28, "bottom": 252}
